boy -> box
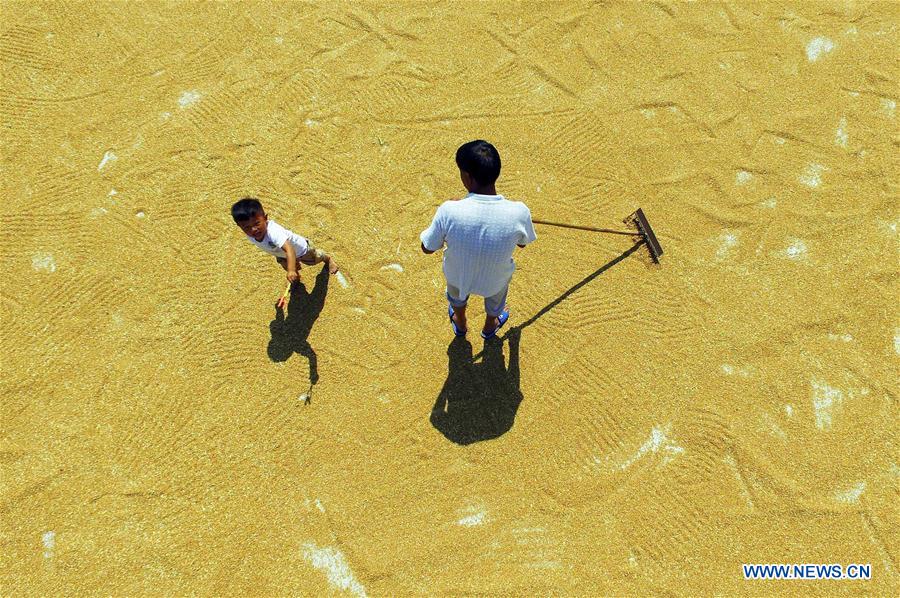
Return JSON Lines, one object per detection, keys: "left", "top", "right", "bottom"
{"left": 231, "top": 198, "right": 339, "bottom": 291}
{"left": 420, "top": 140, "right": 536, "bottom": 339}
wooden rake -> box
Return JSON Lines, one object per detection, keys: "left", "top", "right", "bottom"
{"left": 532, "top": 208, "right": 664, "bottom": 263}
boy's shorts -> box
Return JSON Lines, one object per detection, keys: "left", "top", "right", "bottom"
{"left": 446, "top": 282, "right": 509, "bottom": 318}
{"left": 276, "top": 242, "right": 325, "bottom": 266}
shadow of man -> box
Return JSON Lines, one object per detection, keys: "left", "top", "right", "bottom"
{"left": 430, "top": 328, "right": 523, "bottom": 445}
{"left": 268, "top": 266, "right": 329, "bottom": 389}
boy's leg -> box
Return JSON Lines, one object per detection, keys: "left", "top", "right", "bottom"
{"left": 482, "top": 283, "right": 510, "bottom": 335}
{"left": 299, "top": 241, "right": 339, "bottom": 274}
{"left": 446, "top": 285, "right": 468, "bottom": 332}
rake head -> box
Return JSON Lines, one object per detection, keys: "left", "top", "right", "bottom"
{"left": 623, "top": 208, "right": 664, "bottom": 263}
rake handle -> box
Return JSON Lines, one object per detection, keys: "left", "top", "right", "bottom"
{"left": 532, "top": 218, "right": 637, "bottom": 236}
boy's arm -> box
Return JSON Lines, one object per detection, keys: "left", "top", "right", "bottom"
{"left": 282, "top": 242, "right": 299, "bottom": 282}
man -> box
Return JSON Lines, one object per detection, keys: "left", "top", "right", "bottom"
{"left": 421, "top": 140, "right": 537, "bottom": 339}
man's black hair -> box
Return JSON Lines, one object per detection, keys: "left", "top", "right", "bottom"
{"left": 231, "top": 197, "right": 264, "bottom": 222}
{"left": 455, "top": 140, "right": 501, "bottom": 186}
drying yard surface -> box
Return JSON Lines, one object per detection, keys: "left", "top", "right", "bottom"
{"left": 1, "top": 1, "right": 898, "bottom": 595}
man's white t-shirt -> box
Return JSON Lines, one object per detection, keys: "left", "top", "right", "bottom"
{"left": 420, "top": 193, "right": 536, "bottom": 298}
{"left": 247, "top": 220, "right": 309, "bottom": 259}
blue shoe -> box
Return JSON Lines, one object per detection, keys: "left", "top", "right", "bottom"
{"left": 481, "top": 309, "right": 510, "bottom": 340}
{"left": 448, "top": 305, "right": 466, "bottom": 336}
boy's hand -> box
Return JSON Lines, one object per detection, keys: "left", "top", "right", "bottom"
{"left": 287, "top": 269, "right": 299, "bottom": 283}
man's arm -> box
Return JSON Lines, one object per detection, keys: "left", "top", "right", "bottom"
{"left": 420, "top": 205, "right": 445, "bottom": 255}
{"left": 518, "top": 206, "right": 537, "bottom": 249}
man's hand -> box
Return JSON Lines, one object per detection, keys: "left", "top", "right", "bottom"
{"left": 287, "top": 269, "right": 299, "bottom": 283}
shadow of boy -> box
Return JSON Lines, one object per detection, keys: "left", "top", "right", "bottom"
{"left": 430, "top": 327, "right": 523, "bottom": 445}
{"left": 268, "top": 266, "right": 329, "bottom": 391}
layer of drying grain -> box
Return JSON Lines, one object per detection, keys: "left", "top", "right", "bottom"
{"left": 2, "top": 1, "right": 898, "bottom": 595}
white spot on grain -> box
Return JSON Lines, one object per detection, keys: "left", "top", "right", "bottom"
{"left": 90, "top": 207, "right": 108, "bottom": 217}
{"left": 827, "top": 333, "right": 853, "bottom": 342}
{"left": 45, "top": 32, "right": 54, "bottom": 40}
{"left": 97, "top": 151, "right": 116, "bottom": 171}
{"left": 761, "top": 412, "right": 787, "bottom": 439}
{"left": 620, "top": 425, "right": 684, "bottom": 470}
{"left": 108, "top": 188, "right": 118, "bottom": 196}
{"left": 845, "top": 26, "right": 858, "bottom": 36}
{"left": 457, "top": 509, "right": 487, "bottom": 527}
{"left": 785, "top": 404, "right": 794, "bottom": 417}
{"left": 784, "top": 239, "right": 808, "bottom": 259}
{"left": 274, "top": 36, "right": 284, "bottom": 44}
{"left": 314, "top": 499, "right": 325, "bottom": 513}
{"left": 42, "top": 531, "right": 55, "bottom": 559}
{"left": 301, "top": 543, "right": 366, "bottom": 597}
{"left": 812, "top": 379, "right": 843, "bottom": 430}
{"left": 894, "top": 328, "right": 900, "bottom": 356}
{"left": 32, "top": 253, "right": 56, "bottom": 273}
{"left": 774, "top": 136, "right": 786, "bottom": 145}
{"left": 160, "top": 111, "right": 172, "bottom": 121}
{"left": 628, "top": 551, "right": 638, "bottom": 568}
{"left": 848, "top": 90, "right": 860, "bottom": 97}
{"left": 799, "top": 163, "right": 826, "bottom": 187}
{"left": 135, "top": 211, "right": 145, "bottom": 219}
{"left": 640, "top": 108, "right": 655, "bottom": 119}
{"left": 834, "top": 481, "right": 866, "bottom": 503}
{"left": 761, "top": 196, "right": 777, "bottom": 208}
{"left": 880, "top": 98, "right": 896, "bottom": 118}
{"left": 298, "top": 393, "right": 310, "bottom": 403}
{"left": 716, "top": 231, "right": 738, "bottom": 259}
{"left": 735, "top": 170, "right": 753, "bottom": 185}
{"left": 835, "top": 117, "right": 849, "bottom": 148}
{"left": 178, "top": 90, "right": 201, "bottom": 108}
{"left": 352, "top": 307, "right": 366, "bottom": 315}
{"left": 878, "top": 220, "right": 897, "bottom": 235}
{"left": 305, "top": 118, "right": 319, "bottom": 128}
{"left": 721, "top": 364, "right": 735, "bottom": 375}
{"left": 723, "top": 453, "right": 755, "bottom": 509}
{"left": 334, "top": 272, "right": 348, "bottom": 288}
{"left": 806, "top": 37, "right": 835, "bottom": 62}
{"left": 380, "top": 263, "right": 403, "bottom": 273}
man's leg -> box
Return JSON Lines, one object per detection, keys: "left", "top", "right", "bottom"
{"left": 482, "top": 283, "right": 510, "bottom": 336}
{"left": 446, "top": 284, "right": 468, "bottom": 332}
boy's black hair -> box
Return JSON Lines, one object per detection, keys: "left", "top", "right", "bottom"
{"left": 455, "top": 140, "right": 501, "bottom": 186}
{"left": 231, "top": 197, "right": 264, "bottom": 222}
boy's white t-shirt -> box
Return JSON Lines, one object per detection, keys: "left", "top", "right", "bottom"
{"left": 247, "top": 220, "right": 309, "bottom": 259}
{"left": 420, "top": 193, "right": 536, "bottom": 298}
